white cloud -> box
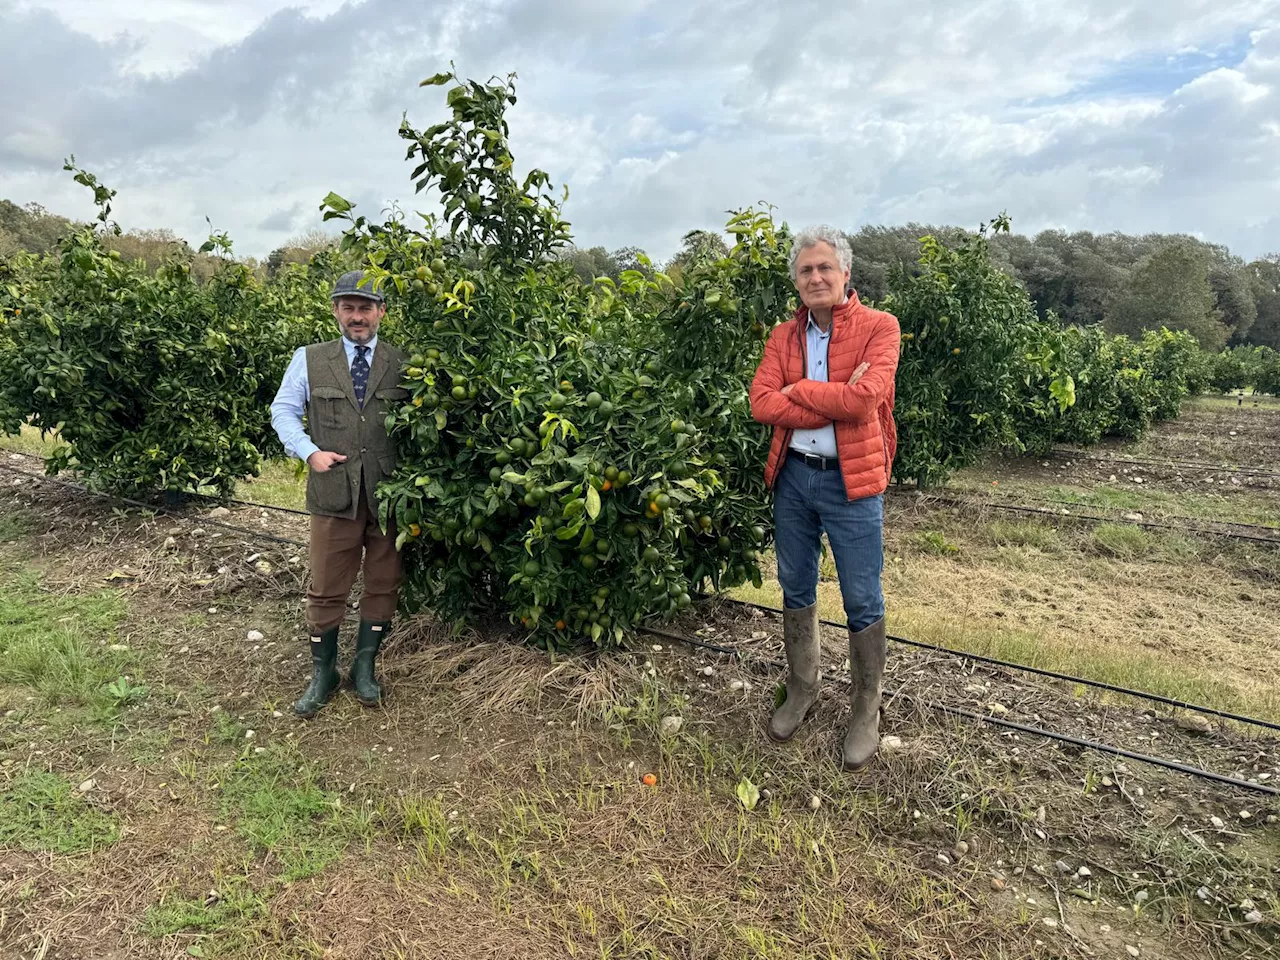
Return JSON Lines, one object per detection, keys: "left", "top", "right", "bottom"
{"left": 2, "top": 0, "right": 1279, "bottom": 261}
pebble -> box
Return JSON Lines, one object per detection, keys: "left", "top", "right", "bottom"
{"left": 163, "top": 536, "right": 177, "bottom": 551}
{"left": 1238, "top": 810, "right": 1253, "bottom": 822}
{"left": 1245, "top": 910, "right": 1264, "bottom": 924}
{"left": 244, "top": 730, "right": 256, "bottom": 740}
{"left": 178, "top": 645, "right": 190, "bottom": 654}
{"left": 1099, "top": 924, "right": 1111, "bottom": 933}
{"left": 936, "top": 853, "right": 951, "bottom": 866}
{"left": 255, "top": 560, "right": 273, "bottom": 575}
{"left": 190, "top": 528, "right": 206, "bottom": 537}
{"left": 988, "top": 702, "right": 1010, "bottom": 717}
{"left": 701, "top": 666, "right": 714, "bottom": 677}
{"left": 1101, "top": 776, "right": 1114, "bottom": 788}
{"left": 1210, "top": 816, "right": 1225, "bottom": 829}
{"left": 208, "top": 507, "right": 231, "bottom": 519}
{"left": 954, "top": 840, "right": 969, "bottom": 856}
{"left": 729, "top": 680, "right": 745, "bottom": 692}
{"left": 1055, "top": 860, "right": 1072, "bottom": 875}
{"left": 1176, "top": 714, "right": 1213, "bottom": 734}
{"left": 246, "top": 630, "right": 265, "bottom": 642}
{"left": 880, "top": 735, "right": 904, "bottom": 753}
{"left": 658, "top": 715, "right": 683, "bottom": 737}
{"left": 964, "top": 684, "right": 985, "bottom": 695}
{"left": 1135, "top": 890, "right": 1149, "bottom": 903}
{"left": 107, "top": 644, "right": 129, "bottom": 652}
{"left": 1125, "top": 946, "right": 1140, "bottom": 958}
{"left": 990, "top": 877, "right": 1006, "bottom": 892}
{"left": 1041, "top": 918, "right": 1057, "bottom": 929}
{"left": 809, "top": 796, "right": 822, "bottom": 812}
{"left": 77, "top": 779, "right": 97, "bottom": 792}
{"left": 272, "top": 710, "right": 284, "bottom": 719}
{"left": 1076, "top": 866, "right": 1092, "bottom": 879}
{"left": 650, "top": 645, "right": 663, "bottom": 652}
{"left": 1241, "top": 898, "right": 1256, "bottom": 911}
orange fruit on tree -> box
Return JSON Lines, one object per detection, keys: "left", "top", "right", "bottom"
{"left": 408, "top": 523, "right": 421, "bottom": 537}
{"left": 601, "top": 480, "right": 613, "bottom": 492}
{"left": 555, "top": 619, "right": 566, "bottom": 630}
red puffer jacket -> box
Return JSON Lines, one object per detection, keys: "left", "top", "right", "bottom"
{"left": 749, "top": 295, "right": 900, "bottom": 501}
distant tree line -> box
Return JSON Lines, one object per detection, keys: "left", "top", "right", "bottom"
{"left": 561, "top": 225, "right": 1280, "bottom": 353}
{"left": 6, "top": 196, "right": 1278, "bottom": 351}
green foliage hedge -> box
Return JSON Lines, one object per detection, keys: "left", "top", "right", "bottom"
{"left": 0, "top": 73, "right": 1210, "bottom": 643}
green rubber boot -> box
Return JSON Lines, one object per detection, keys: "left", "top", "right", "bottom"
{"left": 350, "top": 620, "right": 390, "bottom": 707}
{"left": 294, "top": 626, "right": 340, "bottom": 719}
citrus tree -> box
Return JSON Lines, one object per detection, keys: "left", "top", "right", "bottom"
{"left": 883, "top": 216, "right": 1053, "bottom": 487}
{"left": 0, "top": 165, "right": 283, "bottom": 498}
{"left": 321, "top": 73, "right": 788, "bottom": 648}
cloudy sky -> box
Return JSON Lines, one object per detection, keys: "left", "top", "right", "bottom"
{"left": 2, "top": 0, "right": 1280, "bottom": 261}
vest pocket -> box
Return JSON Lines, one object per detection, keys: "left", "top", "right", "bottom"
{"left": 309, "top": 385, "right": 349, "bottom": 431}
{"left": 307, "top": 461, "right": 353, "bottom": 515}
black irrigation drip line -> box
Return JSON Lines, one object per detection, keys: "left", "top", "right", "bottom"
{"left": 8, "top": 460, "right": 1280, "bottom": 795}
{"left": 638, "top": 625, "right": 1280, "bottom": 797}
{"left": 1, "top": 448, "right": 315, "bottom": 517}
{"left": 0, "top": 463, "right": 308, "bottom": 549}
{"left": 226, "top": 498, "right": 310, "bottom": 516}
{"left": 719, "top": 597, "right": 1280, "bottom": 736}
{"left": 1048, "top": 449, "right": 1280, "bottom": 481}
{"left": 908, "top": 492, "right": 1280, "bottom": 546}
{"left": 956, "top": 492, "right": 1279, "bottom": 534}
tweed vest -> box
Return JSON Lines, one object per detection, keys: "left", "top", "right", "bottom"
{"left": 304, "top": 339, "right": 407, "bottom": 520}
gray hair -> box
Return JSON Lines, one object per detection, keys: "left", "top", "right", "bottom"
{"left": 789, "top": 225, "right": 852, "bottom": 281}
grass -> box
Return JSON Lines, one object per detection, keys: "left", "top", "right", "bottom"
{"left": 0, "top": 771, "right": 119, "bottom": 853}
{"left": 218, "top": 744, "right": 366, "bottom": 882}
{"left": 0, "top": 565, "right": 131, "bottom": 714}
{"left": 233, "top": 459, "right": 306, "bottom": 511}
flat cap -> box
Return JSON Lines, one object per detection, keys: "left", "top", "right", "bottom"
{"left": 330, "top": 270, "right": 384, "bottom": 303}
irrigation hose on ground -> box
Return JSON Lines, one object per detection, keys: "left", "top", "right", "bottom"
{"left": 1048, "top": 448, "right": 1280, "bottom": 481}
{"left": 4, "top": 461, "right": 1279, "bottom": 797}
{"left": 639, "top": 624, "right": 1280, "bottom": 798}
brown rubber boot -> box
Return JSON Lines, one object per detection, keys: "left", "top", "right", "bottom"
{"left": 767, "top": 603, "right": 822, "bottom": 743}
{"left": 841, "top": 617, "right": 886, "bottom": 771}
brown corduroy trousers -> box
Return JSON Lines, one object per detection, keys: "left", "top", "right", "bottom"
{"left": 307, "top": 485, "right": 403, "bottom": 632}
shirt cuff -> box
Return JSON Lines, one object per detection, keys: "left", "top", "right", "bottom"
{"left": 292, "top": 438, "right": 320, "bottom": 464}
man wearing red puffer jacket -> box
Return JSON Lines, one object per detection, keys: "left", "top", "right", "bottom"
{"left": 749, "top": 225, "right": 900, "bottom": 771}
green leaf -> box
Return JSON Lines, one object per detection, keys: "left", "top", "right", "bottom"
{"left": 319, "top": 191, "right": 352, "bottom": 213}
{"left": 419, "top": 72, "right": 453, "bottom": 87}
{"left": 585, "top": 485, "right": 601, "bottom": 520}
{"left": 735, "top": 777, "right": 760, "bottom": 812}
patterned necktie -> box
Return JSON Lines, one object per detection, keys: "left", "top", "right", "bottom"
{"left": 352, "top": 345, "right": 370, "bottom": 407}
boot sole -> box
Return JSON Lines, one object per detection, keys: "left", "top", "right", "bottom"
{"left": 293, "top": 682, "right": 339, "bottom": 719}
{"left": 841, "top": 754, "right": 877, "bottom": 773}
{"left": 766, "top": 700, "right": 818, "bottom": 743}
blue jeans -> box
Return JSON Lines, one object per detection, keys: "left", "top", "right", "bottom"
{"left": 774, "top": 457, "right": 884, "bottom": 631}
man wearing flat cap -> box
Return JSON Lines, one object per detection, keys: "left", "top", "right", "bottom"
{"left": 270, "top": 271, "right": 408, "bottom": 717}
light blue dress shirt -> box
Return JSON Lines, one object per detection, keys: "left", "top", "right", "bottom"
{"left": 789, "top": 312, "right": 839, "bottom": 459}
{"left": 270, "top": 335, "right": 379, "bottom": 463}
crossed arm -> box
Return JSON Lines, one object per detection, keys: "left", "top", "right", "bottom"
{"left": 749, "top": 317, "right": 900, "bottom": 428}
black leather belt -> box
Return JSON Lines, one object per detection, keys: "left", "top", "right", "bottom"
{"left": 787, "top": 449, "right": 840, "bottom": 471}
